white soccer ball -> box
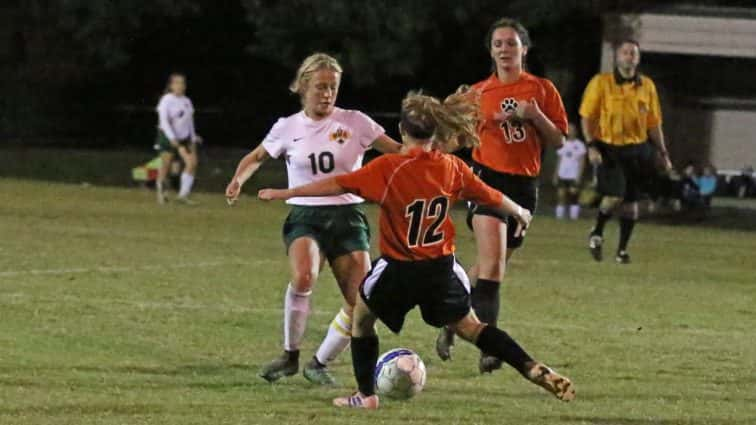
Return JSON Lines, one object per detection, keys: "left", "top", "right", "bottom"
{"left": 374, "top": 348, "right": 426, "bottom": 400}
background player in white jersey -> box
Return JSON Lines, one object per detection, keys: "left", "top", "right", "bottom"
{"left": 155, "top": 73, "right": 203, "bottom": 204}
{"left": 225, "top": 53, "right": 402, "bottom": 385}
{"left": 553, "top": 124, "right": 587, "bottom": 219}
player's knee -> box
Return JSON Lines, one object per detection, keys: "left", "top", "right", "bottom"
{"left": 291, "top": 269, "right": 318, "bottom": 291}
{"left": 477, "top": 257, "right": 505, "bottom": 281}
{"left": 600, "top": 196, "right": 622, "bottom": 212}
{"left": 451, "top": 316, "right": 484, "bottom": 343}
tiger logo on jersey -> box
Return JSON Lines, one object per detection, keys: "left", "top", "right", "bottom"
{"left": 330, "top": 128, "right": 351, "bottom": 145}
{"left": 501, "top": 98, "right": 518, "bottom": 113}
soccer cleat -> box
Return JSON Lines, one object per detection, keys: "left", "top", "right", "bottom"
{"left": 332, "top": 392, "right": 379, "bottom": 409}
{"left": 303, "top": 358, "right": 336, "bottom": 385}
{"left": 478, "top": 354, "right": 503, "bottom": 374}
{"left": 615, "top": 250, "right": 631, "bottom": 264}
{"left": 259, "top": 351, "right": 299, "bottom": 383}
{"left": 588, "top": 233, "right": 603, "bottom": 262}
{"left": 525, "top": 362, "right": 575, "bottom": 402}
{"left": 175, "top": 196, "right": 198, "bottom": 205}
{"left": 435, "top": 326, "right": 455, "bottom": 361}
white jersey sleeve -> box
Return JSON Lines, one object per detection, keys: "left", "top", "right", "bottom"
{"left": 157, "top": 95, "right": 177, "bottom": 141}
{"left": 349, "top": 110, "right": 385, "bottom": 149}
{"left": 261, "top": 118, "right": 289, "bottom": 159}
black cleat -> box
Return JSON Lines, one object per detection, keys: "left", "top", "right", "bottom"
{"left": 479, "top": 355, "right": 503, "bottom": 374}
{"left": 615, "top": 250, "right": 631, "bottom": 264}
{"left": 589, "top": 233, "right": 603, "bottom": 262}
{"left": 435, "top": 326, "right": 456, "bottom": 361}
{"left": 259, "top": 351, "right": 299, "bottom": 383}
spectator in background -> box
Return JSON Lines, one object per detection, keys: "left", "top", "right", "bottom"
{"left": 732, "top": 166, "right": 755, "bottom": 198}
{"left": 553, "top": 123, "right": 587, "bottom": 220}
{"left": 696, "top": 164, "right": 717, "bottom": 206}
{"left": 680, "top": 163, "right": 702, "bottom": 209}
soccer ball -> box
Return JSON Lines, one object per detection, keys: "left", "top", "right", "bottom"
{"left": 374, "top": 348, "right": 426, "bottom": 400}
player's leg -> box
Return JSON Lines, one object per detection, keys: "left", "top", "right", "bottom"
{"left": 568, "top": 182, "right": 581, "bottom": 219}
{"left": 590, "top": 149, "right": 625, "bottom": 261}
{"left": 614, "top": 144, "right": 651, "bottom": 263}
{"left": 260, "top": 236, "right": 325, "bottom": 382}
{"left": 450, "top": 311, "right": 575, "bottom": 401}
{"left": 176, "top": 143, "right": 198, "bottom": 203}
{"left": 304, "top": 249, "right": 370, "bottom": 385}
{"left": 332, "top": 294, "right": 380, "bottom": 409}
{"left": 616, "top": 201, "right": 638, "bottom": 263}
{"left": 555, "top": 183, "right": 568, "bottom": 219}
{"left": 156, "top": 151, "right": 174, "bottom": 204}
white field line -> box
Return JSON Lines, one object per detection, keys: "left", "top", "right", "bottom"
{"left": 0, "top": 259, "right": 272, "bottom": 278}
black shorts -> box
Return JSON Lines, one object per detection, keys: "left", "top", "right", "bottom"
{"left": 595, "top": 142, "right": 654, "bottom": 202}
{"left": 360, "top": 255, "right": 471, "bottom": 334}
{"left": 557, "top": 179, "right": 579, "bottom": 190}
{"left": 466, "top": 162, "right": 538, "bottom": 249}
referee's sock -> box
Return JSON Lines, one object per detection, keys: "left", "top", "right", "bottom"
{"left": 351, "top": 335, "right": 379, "bottom": 397}
{"left": 474, "top": 325, "right": 533, "bottom": 376}
{"left": 471, "top": 278, "right": 500, "bottom": 327}
{"left": 618, "top": 217, "right": 636, "bottom": 252}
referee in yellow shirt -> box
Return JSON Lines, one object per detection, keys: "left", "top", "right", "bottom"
{"left": 579, "top": 39, "right": 672, "bottom": 264}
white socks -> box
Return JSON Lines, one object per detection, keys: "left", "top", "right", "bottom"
{"left": 555, "top": 205, "right": 565, "bottom": 219}
{"left": 556, "top": 204, "right": 580, "bottom": 220}
{"left": 178, "top": 172, "right": 194, "bottom": 198}
{"left": 569, "top": 204, "right": 580, "bottom": 220}
{"left": 315, "top": 308, "right": 352, "bottom": 365}
{"left": 283, "top": 284, "right": 311, "bottom": 352}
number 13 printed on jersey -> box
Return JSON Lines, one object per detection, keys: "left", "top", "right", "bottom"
{"left": 500, "top": 98, "right": 527, "bottom": 144}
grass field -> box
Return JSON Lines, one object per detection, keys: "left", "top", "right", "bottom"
{"left": 1, "top": 177, "right": 755, "bottom": 425}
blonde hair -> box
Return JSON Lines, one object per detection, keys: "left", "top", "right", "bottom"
{"left": 289, "top": 53, "right": 343, "bottom": 95}
{"left": 400, "top": 86, "right": 481, "bottom": 152}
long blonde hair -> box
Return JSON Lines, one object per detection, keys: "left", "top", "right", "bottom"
{"left": 289, "top": 53, "right": 343, "bottom": 95}
{"left": 400, "top": 86, "right": 481, "bottom": 152}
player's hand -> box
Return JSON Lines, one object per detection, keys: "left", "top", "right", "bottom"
{"left": 225, "top": 179, "right": 242, "bottom": 205}
{"left": 258, "top": 188, "right": 289, "bottom": 201}
{"left": 170, "top": 139, "right": 180, "bottom": 148}
{"left": 658, "top": 151, "right": 673, "bottom": 173}
{"left": 512, "top": 206, "right": 532, "bottom": 238}
{"left": 588, "top": 146, "right": 602, "bottom": 166}
{"left": 193, "top": 135, "right": 203, "bottom": 144}
{"left": 514, "top": 98, "right": 541, "bottom": 121}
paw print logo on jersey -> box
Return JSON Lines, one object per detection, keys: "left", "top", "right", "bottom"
{"left": 330, "top": 128, "right": 351, "bottom": 145}
{"left": 501, "top": 98, "right": 519, "bottom": 113}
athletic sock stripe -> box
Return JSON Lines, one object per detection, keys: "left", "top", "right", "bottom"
{"left": 331, "top": 320, "right": 351, "bottom": 337}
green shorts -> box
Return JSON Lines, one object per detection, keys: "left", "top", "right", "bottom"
{"left": 155, "top": 130, "right": 190, "bottom": 155}
{"left": 283, "top": 204, "right": 370, "bottom": 260}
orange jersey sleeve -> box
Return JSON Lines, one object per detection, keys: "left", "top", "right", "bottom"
{"left": 472, "top": 73, "right": 568, "bottom": 177}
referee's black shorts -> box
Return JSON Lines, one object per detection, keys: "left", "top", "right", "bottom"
{"left": 466, "top": 162, "right": 538, "bottom": 249}
{"left": 594, "top": 141, "right": 654, "bottom": 203}
{"left": 360, "top": 255, "right": 471, "bottom": 334}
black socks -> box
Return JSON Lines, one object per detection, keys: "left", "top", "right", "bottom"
{"left": 471, "top": 278, "right": 500, "bottom": 327}
{"left": 618, "top": 217, "right": 636, "bottom": 252}
{"left": 351, "top": 335, "right": 379, "bottom": 396}
{"left": 475, "top": 325, "right": 533, "bottom": 376}
{"left": 593, "top": 210, "right": 612, "bottom": 236}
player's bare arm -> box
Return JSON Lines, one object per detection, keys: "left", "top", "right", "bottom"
{"left": 371, "top": 134, "right": 403, "bottom": 153}
{"left": 648, "top": 126, "right": 672, "bottom": 171}
{"left": 225, "top": 144, "right": 270, "bottom": 204}
{"left": 259, "top": 177, "right": 345, "bottom": 201}
{"left": 515, "top": 98, "right": 564, "bottom": 148}
{"left": 581, "top": 116, "right": 602, "bottom": 165}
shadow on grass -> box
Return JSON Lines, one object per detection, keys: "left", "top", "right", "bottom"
{"left": 552, "top": 416, "right": 755, "bottom": 425}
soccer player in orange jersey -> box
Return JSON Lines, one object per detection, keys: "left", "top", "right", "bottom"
{"left": 259, "top": 91, "right": 575, "bottom": 409}
{"left": 437, "top": 18, "right": 569, "bottom": 372}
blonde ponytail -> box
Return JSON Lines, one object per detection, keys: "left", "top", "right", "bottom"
{"left": 400, "top": 86, "right": 481, "bottom": 152}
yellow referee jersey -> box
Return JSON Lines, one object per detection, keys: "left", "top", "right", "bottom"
{"left": 579, "top": 72, "right": 662, "bottom": 146}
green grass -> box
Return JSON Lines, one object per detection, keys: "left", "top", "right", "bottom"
{"left": 1, "top": 178, "right": 755, "bottom": 425}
